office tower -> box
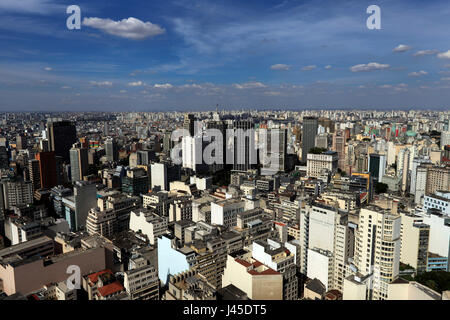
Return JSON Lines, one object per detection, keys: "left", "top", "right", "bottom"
{"left": 400, "top": 212, "right": 429, "bottom": 273}
{"left": 259, "top": 128, "right": 287, "bottom": 175}
{"left": 181, "top": 135, "right": 206, "bottom": 172}
{"left": 28, "top": 159, "right": 41, "bottom": 191}
{"left": 410, "top": 157, "right": 431, "bottom": 196}
{"left": 354, "top": 207, "right": 401, "bottom": 300}
{"left": 414, "top": 165, "right": 429, "bottom": 204}
{"left": 206, "top": 119, "right": 228, "bottom": 170}
{"left": 122, "top": 167, "right": 149, "bottom": 196}
{"left": 55, "top": 155, "right": 64, "bottom": 185}
{"left": 62, "top": 181, "right": 97, "bottom": 231}
{"left": 332, "top": 131, "right": 346, "bottom": 170}
{"left": 105, "top": 138, "right": 119, "bottom": 162}
{"left": 306, "top": 151, "right": 338, "bottom": 178}
{"left": 368, "top": 154, "right": 386, "bottom": 183}
{"left": 231, "top": 120, "right": 255, "bottom": 172}
{"left": 16, "top": 134, "right": 27, "bottom": 150}
{"left": 50, "top": 185, "right": 72, "bottom": 217}
{"left": 40, "top": 139, "right": 49, "bottom": 152}
{"left": 302, "top": 117, "right": 318, "bottom": 162}
{"left": 1, "top": 179, "right": 34, "bottom": 210}
{"left": 70, "top": 145, "right": 89, "bottom": 182}
{"left": 425, "top": 166, "right": 450, "bottom": 195}
{"left": 386, "top": 141, "right": 396, "bottom": 166}
{"left": 137, "top": 150, "right": 154, "bottom": 166}
{"left": 104, "top": 122, "right": 109, "bottom": 136}
{"left": 183, "top": 113, "right": 195, "bottom": 137}
{"left": 315, "top": 133, "right": 328, "bottom": 149}
{"left": 0, "top": 146, "right": 9, "bottom": 169}
{"left": 305, "top": 202, "right": 354, "bottom": 293}
{"left": 163, "top": 131, "right": 174, "bottom": 154}
{"left": 47, "top": 120, "right": 77, "bottom": 163}
{"left": 397, "top": 148, "right": 410, "bottom": 193}
{"left": 36, "top": 151, "right": 57, "bottom": 189}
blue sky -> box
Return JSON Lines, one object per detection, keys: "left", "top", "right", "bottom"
{"left": 0, "top": 0, "right": 450, "bottom": 111}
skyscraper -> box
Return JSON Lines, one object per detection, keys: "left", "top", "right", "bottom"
{"left": 368, "top": 154, "right": 386, "bottom": 183}
{"left": 353, "top": 207, "right": 401, "bottom": 300}
{"left": 47, "top": 121, "right": 77, "bottom": 163}
{"left": 70, "top": 145, "right": 89, "bottom": 182}
{"left": 183, "top": 114, "right": 195, "bottom": 137}
{"left": 16, "top": 134, "right": 27, "bottom": 150}
{"left": 302, "top": 117, "right": 318, "bottom": 162}
{"left": 105, "top": 138, "right": 119, "bottom": 162}
{"left": 332, "top": 131, "right": 346, "bottom": 170}
{"left": 28, "top": 159, "right": 41, "bottom": 191}
{"left": 231, "top": 120, "right": 255, "bottom": 172}
{"left": 36, "top": 151, "right": 57, "bottom": 189}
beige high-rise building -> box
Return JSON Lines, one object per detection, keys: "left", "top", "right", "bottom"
{"left": 354, "top": 207, "right": 401, "bottom": 300}
{"left": 399, "top": 212, "right": 429, "bottom": 273}
{"left": 425, "top": 166, "right": 450, "bottom": 195}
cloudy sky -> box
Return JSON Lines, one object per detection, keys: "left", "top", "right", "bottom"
{"left": 1, "top": 0, "right": 450, "bottom": 111}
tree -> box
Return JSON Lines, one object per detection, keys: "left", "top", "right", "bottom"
{"left": 308, "top": 147, "right": 327, "bottom": 154}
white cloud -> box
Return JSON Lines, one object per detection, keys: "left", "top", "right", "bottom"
{"left": 393, "top": 44, "right": 412, "bottom": 52}
{"left": 61, "top": 86, "right": 71, "bottom": 89}
{"left": 350, "top": 62, "right": 390, "bottom": 72}
{"left": 270, "top": 64, "right": 291, "bottom": 71}
{"left": 413, "top": 49, "right": 439, "bottom": 57}
{"left": 408, "top": 70, "right": 428, "bottom": 77}
{"left": 44, "top": 67, "right": 52, "bottom": 71}
{"left": 120, "top": 90, "right": 127, "bottom": 93}
{"left": 90, "top": 81, "right": 113, "bottom": 86}
{"left": 154, "top": 83, "right": 173, "bottom": 89}
{"left": 0, "top": 0, "right": 63, "bottom": 14}
{"left": 437, "top": 50, "right": 450, "bottom": 59}
{"left": 301, "top": 65, "right": 317, "bottom": 71}
{"left": 128, "top": 80, "right": 144, "bottom": 86}
{"left": 232, "top": 81, "right": 267, "bottom": 89}
{"left": 441, "top": 77, "right": 450, "bottom": 81}
{"left": 324, "top": 65, "right": 332, "bottom": 70}
{"left": 379, "top": 84, "right": 392, "bottom": 88}
{"left": 82, "top": 17, "right": 165, "bottom": 40}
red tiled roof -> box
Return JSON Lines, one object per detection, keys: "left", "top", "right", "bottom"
{"left": 88, "top": 269, "right": 113, "bottom": 284}
{"left": 260, "top": 269, "right": 280, "bottom": 276}
{"left": 97, "top": 281, "right": 124, "bottom": 297}
{"left": 274, "top": 221, "right": 286, "bottom": 227}
{"left": 235, "top": 258, "right": 251, "bottom": 267}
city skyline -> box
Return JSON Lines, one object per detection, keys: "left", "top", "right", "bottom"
{"left": 1, "top": 0, "right": 450, "bottom": 111}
